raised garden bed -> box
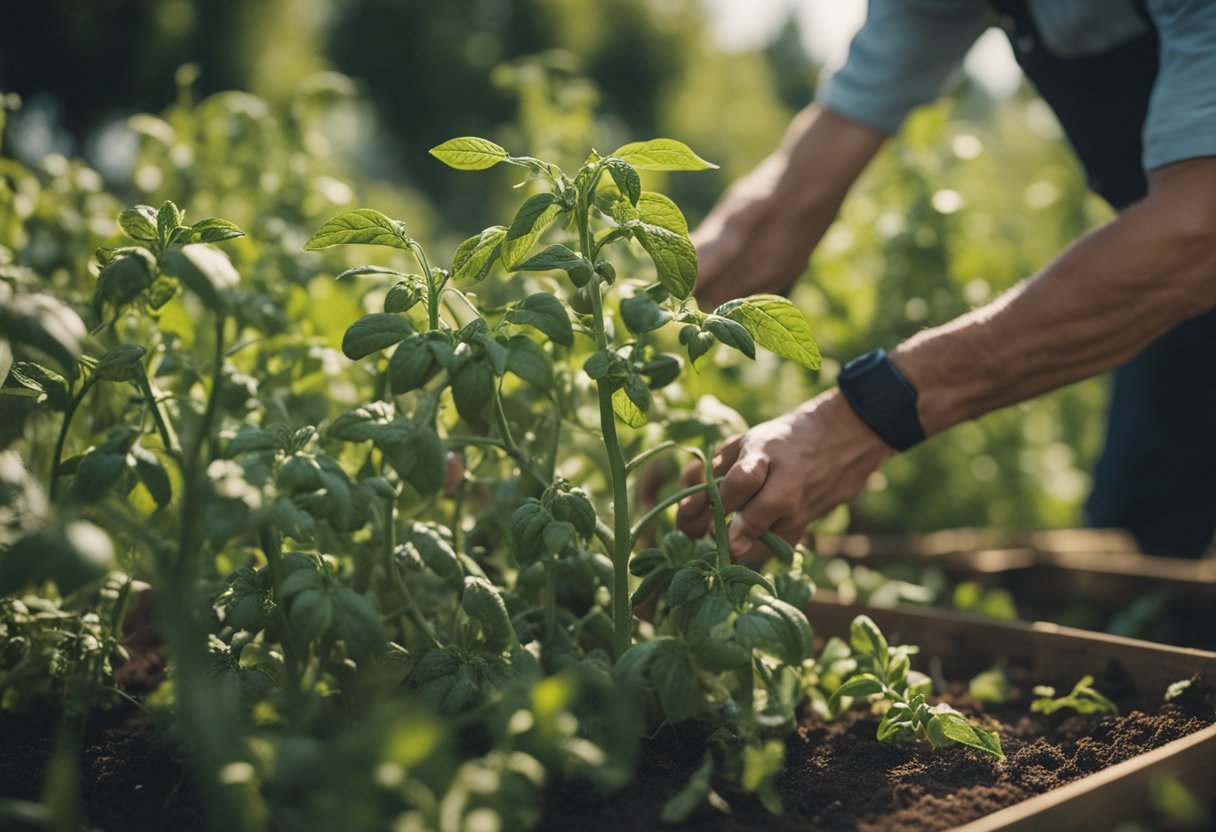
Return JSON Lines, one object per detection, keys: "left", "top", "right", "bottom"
{"left": 812, "top": 530, "right": 1216, "bottom": 650}
{"left": 542, "top": 599, "right": 1216, "bottom": 831}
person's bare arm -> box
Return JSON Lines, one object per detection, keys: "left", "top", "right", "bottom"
{"left": 692, "top": 105, "right": 886, "bottom": 310}
{"left": 679, "top": 157, "right": 1216, "bottom": 557}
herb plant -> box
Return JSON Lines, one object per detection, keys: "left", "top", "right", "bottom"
{"left": 825, "top": 615, "right": 1005, "bottom": 759}
{"left": 1031, "top": 675, "right": 1118, "bottom": 716}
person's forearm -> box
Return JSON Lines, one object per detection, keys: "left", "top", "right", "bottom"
{"left": 893, "top": 158, "right": 1216, "bottom": 435}
{"left": 693, "top": 105, "right": 887, "bottom": 308}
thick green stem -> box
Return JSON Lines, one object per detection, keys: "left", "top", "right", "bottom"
{"left": 702, "top": 449, "right": 732, "bottom": 572}
{"left": 137, "top": 369, "right": 180, "bottom": 457}
{"left": 410, "top": 242, "right": 440, "bottom": 332}
{"left": 49, "top": 377, "right": 95, "bottom": 500}
{"left": 577, "top": 186, "right": 633, "bottom": 661}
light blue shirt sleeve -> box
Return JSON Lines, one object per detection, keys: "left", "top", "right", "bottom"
{"left": 1143, "top": 0, "right": 1216, "bottom": 171}
{"left": 819, "top": 0, "right": 992, "bottom": 135}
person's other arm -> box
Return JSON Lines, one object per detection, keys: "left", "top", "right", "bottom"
{"left": 693, "top": 0, "right": 990, "bottom": 310}
{"left": 678, "top": 0, "right": 1216, "bottom": 557}
{"left": 678, "top": 157, "right": 1216, "bottom": 557}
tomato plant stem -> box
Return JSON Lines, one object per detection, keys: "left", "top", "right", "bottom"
{"left": 702, "top": 447, "right": 732, "bottom": 572}
{"left": 48, "top": 376, "right": 95, "bottom": 500}
{"left": 577, "top": 186, "right": 633, "bottom": 661}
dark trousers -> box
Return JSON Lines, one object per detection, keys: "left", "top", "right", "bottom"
{"left": 994, "top": 0, "right": 1215, "bottom": 556}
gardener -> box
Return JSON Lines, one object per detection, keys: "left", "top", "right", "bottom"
{"left": 677, "top": 0, "right": 1216, "bottom": 559}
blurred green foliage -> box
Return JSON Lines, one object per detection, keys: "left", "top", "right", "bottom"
{"left": 0, "top": 0, "right": 1110, "bottom": 535}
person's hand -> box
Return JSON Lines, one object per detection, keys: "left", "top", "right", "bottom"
{"left": 690, "top": 157, "right": 814, "bottom": 311}
{"left": 676, "top": 390, "right": 893, "bottom": 560}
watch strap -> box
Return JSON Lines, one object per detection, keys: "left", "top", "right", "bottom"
{"left": 838, "top": 349, "right": 926, "bottom": 452}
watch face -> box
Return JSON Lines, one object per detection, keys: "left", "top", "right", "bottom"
{"left": 841, "top": 348, "right": 887, "bottom": 379}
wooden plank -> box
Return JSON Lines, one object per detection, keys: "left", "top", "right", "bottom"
{"left": 809, "top": 596, "right": 1216, "bottom": 693}
{"left": 954, "top": 724, "right": 1216, "bottom": 832}
{"left": 805, "top": 598, "right": 1216, "bottom": 831}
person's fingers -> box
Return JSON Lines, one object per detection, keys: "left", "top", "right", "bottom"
{"left": 717, "top": 450, "right": 769, "bottom": 515}
{"left": 727, "top": 472, "right": 799, "bottom": 557}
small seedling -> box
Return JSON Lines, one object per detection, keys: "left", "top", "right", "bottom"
{"left": 828, "top": 615, "right": 1004, "bottom": 759}
{"left": 1031, "top": 675, "right": 1118, "bottom": 716}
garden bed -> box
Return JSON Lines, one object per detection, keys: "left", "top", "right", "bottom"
{"left": 542, "top": 600, "right": 1216, "bottom": 831}
{"left": 813, "top": 529, "right": 1216, "bottom": 650}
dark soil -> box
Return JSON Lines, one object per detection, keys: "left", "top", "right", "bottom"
{"left": 0, "top": 708, "right": 204, "bottom": 831}
{"left": 540, "top": 683, "right": 1216, "bottom": 831}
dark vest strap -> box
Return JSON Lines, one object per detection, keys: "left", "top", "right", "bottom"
{"left": 987, "top": 0, "right": 1159, "bottom": 209}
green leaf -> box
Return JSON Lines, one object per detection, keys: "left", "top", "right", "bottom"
{"left": 388, "top": 335, "right": 440, "bottom": 394}
{"left": 6, "top": 361, "right": 69, "bottom": 409}
{"left": 515, "top": 244, "right": 594, "bottom": 287}
{"left": 612, "top": 387, "right": 647, "bottom": 428}
{"left": 631, "top": 564, "right": 675, "bottom": 606}
{"left": 509, "top": 499, "right": 553, "bottom": 565}
{"left": 93, "top": 343, "right": 147, "bottom": 382}
{"left": 0, "top": 293, "right": 86, "bottom": 380}
{"left": 934, "top": 708, "right": 1005, "bottom": 759}
{"left": 611, "top": 138, "right": 718, "bottom": 171}
{"left": 679, "top": 325, "right": 716, "bottom": 366}
{"left": 704, "top": 315, "right": 755, "bottom": 359}
{"left": 639, "top": 354, "right": 681, "bottom": 389}
{"left": 716, "top": 295, "right": 820, "bottom": 370}
{"left": 604, "top": 158, "right": 641, "bottom": 205}
{"left": 118, "top": 205, "right": 158, "bottom": 241}
{"left": 619, "top": 293, "right": 672, "bottom": 334}
{"left": 850, "top": 615, "right": 890, "bottom": 662}
{"left": 94, "top": 250, "right": 155, "bottom": 315}
{"left": 384, "top": 281, "right": 421, "bottom": 314}
{"left": 304, "top": 209, "right": 411, "bottom": 252}
{"left": 132, "top": 446, "right": 171, "bottom": 507}
{"left": 506, "top": 293, "right": 572, "bottom": 347}
{"left": 188, "top": 217, "right": 245, "bottom": 244}
{"left": 335, "top": 265, "right": 405, "bottom": 281}
{"left": 505, "top": 336, "right": 552, "bottom": 389}
{"left": 159, "top": 244, "right": 239, "bottom": 311}
{"left": 429, "top": 137, "right": 509, "bottom": 170}
{"left": 341, "top": 313, "right": 414, "bottom": 360}
{"left": 828, "top": 673, "right": 885, "bottom": 716}
{"left": 69, "top": 450, "right": 130, "bottom": 504}
{"left": 452, "top": 226, "right": 507, "bottom": 283}
{"left": 157, "top": 201, "right": 182, "bottom": 237}
{"left": 628, "top": 221, "right": 697, "bottom": 299}
{"left": 720, "top": 563, "right": 773, "bottom": 598}
{"left": 623, "top": 373, "right": 651, "bottom": 412}
{"left": 383, "top": 424, "right": 447, "bottom": 496}
{"left": 501, "top": 193, "right": 564, "bottom": 269}
{"left": 652, "top": 643, "right": 695, "bottom": 722}
{"left": 227, "top": 426, "right": 285, "bottom": 455}
{"left": 667, "top": 567, "right": 708, "bottom": 607}
{"left": 450, "top": 358, "right": 494, "bottom": 424}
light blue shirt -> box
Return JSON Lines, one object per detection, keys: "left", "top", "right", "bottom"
{"left": 819, "top": 0, "right": 1216, "bottom": 172}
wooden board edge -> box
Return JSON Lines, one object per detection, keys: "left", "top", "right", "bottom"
{"left": 950, "top": 723, "right": 1216, "bottom": 832}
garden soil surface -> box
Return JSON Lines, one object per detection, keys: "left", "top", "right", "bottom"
{"left": 541, "top": 682, "right": 1215, "bottom": 831}
{"left": 2, "top": 674, "right": 1212, "bottom": 831}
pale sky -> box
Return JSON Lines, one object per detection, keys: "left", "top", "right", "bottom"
{"left": 700, "top": 0, "right": 1024, "bottom": 99}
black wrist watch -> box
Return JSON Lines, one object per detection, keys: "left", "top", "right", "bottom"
{"left": 837, "top": 348, "right": 926, "bottom": 452}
